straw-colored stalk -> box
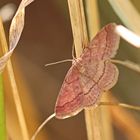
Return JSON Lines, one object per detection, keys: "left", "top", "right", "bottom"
{"left": 67, "top": 0, "right": 113, "bottom": 140}
{"left": 85, "top": 0, "right": 114, "bottom": 140}
{"left": 108, "top": 0, "right": 140, "bottom": 34}
{"left": 67, "top": 0, "right": 88, "bottom": 56}
{"left": 108, "top": 94, "right": 140, "bottom": 140}
{"left": 0, "top": 18, "right": 29, "bottom": 140}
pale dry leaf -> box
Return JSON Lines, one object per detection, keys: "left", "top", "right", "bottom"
{"left": 0, "top": 0, "right": 34, "bottom": 73}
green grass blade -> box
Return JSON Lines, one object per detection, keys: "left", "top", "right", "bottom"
{"left": 0, "top": 75, "right": 6, "bottom": 140}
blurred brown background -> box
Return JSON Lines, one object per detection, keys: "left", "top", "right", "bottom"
{"left": 0, "top": 0, "right": 140, "bottom": 140}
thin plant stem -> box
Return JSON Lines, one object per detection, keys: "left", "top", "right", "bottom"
{"left": 100, "top": 102, "right": 140, "bottom": 111}
{"left": 85, "top": 0, "right": 114, "bottom": 140}
{"left": 30, "top": 101, "right": 140, "bottom": 140}
{"left": 31, "top": 113, "right": 55, "bottom": 140}
{"left": 67, "top": 0, "right": 88, "bottom": 57}
{"left": 0, "top": 18, "right": 29, "bottom": 140}
{"left": 115, "top": 25, "right": 140, "bottom": 48}
{"left": 109, "top": 95, "right": 140, "bottom": 140}
{"left": 108, "top": 0, "right": 140, "bottom": 34}
{"left": 67, "top": 1, "right": 106, "bottom": 140}
{"left": 112, "top": 59, "right": 140, "bottom": 73}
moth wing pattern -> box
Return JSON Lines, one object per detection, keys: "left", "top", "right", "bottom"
{"left": 98, "top": 60, "right": 119, "bottom": 91}
{"left": 55, "top": 23, "right": 120, "bottom": 119}
{"left": 55, "top": 61, "right": 84, "bottom": 119}
{"left": 80, "top": 23, "right": 120, "bottom": 62}
{"left": 79, "top": 60, "right": 118, "bottom": 107}
{"left": 79, "top": 61, "right": 104, "bottom": 106}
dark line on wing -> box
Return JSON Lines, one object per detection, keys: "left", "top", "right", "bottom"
{"left": 57, "top": 55, "right": 109, "bottom": 109}
{"left": 56, "top": 91, "right": 83, "bottom": 109}
{"left": 83, "top": 61, "right": 106, "bottom": 95}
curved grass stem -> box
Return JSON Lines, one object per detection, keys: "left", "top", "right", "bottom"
{"left": 31, "top": 113, "right": 55, "bottom": 140}
{"left": 100, "top": 102, "right": 140, "bottom": 111}
{"left": 111, "top": 59, "right": 140, "bottom": 73}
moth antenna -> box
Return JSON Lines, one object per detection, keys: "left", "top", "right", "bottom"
{"left": 31, "top": 113, "right": 55, "bottom": 140}
{"left": 45, "top": 59, "right": 73, "bottom": 67}
{"left": 111, "top": 59, "right": 140, "bottom": 73}
{"left": 99, "top": 102, "right": 140, "bottom": 111}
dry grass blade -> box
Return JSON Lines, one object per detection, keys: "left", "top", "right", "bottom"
{"left": 67, "top": 0, "right": 88, "bottom": 57}
{"left": 0, "top": 0, "right": 34, "bottom": 73}
{"left": 100, "top": 102, "right": 140, "bottom": 111}
{"left": 108, "top": 95, "right": 140, "bottom": 140}
{"left": 85, "top": 0, "right": 100, "bottom": 40}
{"left": 0, "top": 18, "right": 29, "bottom": 140}
{"left": 31, "top": 113, "right": 55, "bottom": 140}
{"left": 0, "top": 0, "right": 34, "bottom": 140}
{"left": 112, "top": 59, "right": 140, "bottom": 73}
{"left": 115, "top": 25, "right": 140, "bottom": 48}
{"left": 108, "top": 0, "right": 140, "bottom": 34}
{"left": 85, "top": 1, "right": 114, "bottom": 140}
{"left": 67, "top": 0, "right": 109, "bottom": 140}
{"left": 84, "top": 0, "right": 102, "bottom": 140}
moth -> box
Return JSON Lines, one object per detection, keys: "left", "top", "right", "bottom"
{"left": 55, "top": 23, "right": 120, "bottom": 119}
